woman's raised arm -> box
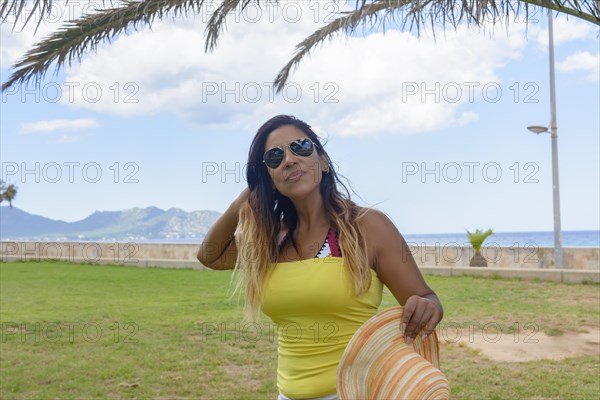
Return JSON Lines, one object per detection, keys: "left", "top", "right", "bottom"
{"left": 197, "top": 187, "right": 250, "bottom": 270}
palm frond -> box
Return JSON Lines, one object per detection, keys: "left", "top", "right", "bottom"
{"left": 1, "top": 0, "right": 50, "bottom": 30}
{"left": 1, "top": 0, "right": 599, "bottom": 93}
{"left": 204, "top": 0, "right": 247, "bottom": 52}
{"left": 0, "top": 1, "right": 114, "bottom": 33}
{"left": 273, "top": 0, "right": 599, "bottom": 92}
{"left": 1, "top": 0, "right": 207, "bottom": 92}
{"left": 466, "top": 228, "right": 494, "bottom": 252}
{"left": 273, "top": 0, "right": 399, "bottom": 93}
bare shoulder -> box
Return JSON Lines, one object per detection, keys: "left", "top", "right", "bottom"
{"left": 357, "top": 207, "right": 400, "bottom": 238}
{"left": 356, "top": 207, "right": 404, "bottom": 264}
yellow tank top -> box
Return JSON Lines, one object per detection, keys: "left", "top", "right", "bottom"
{"left": 262, "top": 257, "right": 383, "bottom": 398}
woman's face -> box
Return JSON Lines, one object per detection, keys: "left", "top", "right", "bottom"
{"left": 264, "top": 124, "right": 328, "bottom": 199}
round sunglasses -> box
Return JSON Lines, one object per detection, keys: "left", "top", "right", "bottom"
{"left": 263, "top": 138, "right": 316, "bottom": 169}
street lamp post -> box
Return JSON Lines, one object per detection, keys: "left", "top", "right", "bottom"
{"left": 527, "top": 11, "right": 563, "bottom": 269}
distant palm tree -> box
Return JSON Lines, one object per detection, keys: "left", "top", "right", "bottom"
{"left": 1, "top": 0, "right": 599, "bottom": 92}
{"left": 0, "top": 180, "right": 18, "bottom": 207}
{"left": 466, "top": 228, "right": 494, "bottom": 267}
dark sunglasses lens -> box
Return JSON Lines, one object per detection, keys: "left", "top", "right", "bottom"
{"left": 264, "top": 148, "right": 284, "bottom": 168}
{"left": 290, "top": 139, "right": 314, "bottom": 156}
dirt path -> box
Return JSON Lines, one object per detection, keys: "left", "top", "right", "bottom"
{"left": 454, "top": 326, "right": 600, "bottom": 362}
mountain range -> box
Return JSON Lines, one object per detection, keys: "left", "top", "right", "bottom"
{"left": 0, "top": 206, "right": 221, "bottom": 242}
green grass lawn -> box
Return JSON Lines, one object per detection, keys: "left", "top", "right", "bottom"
{"left": 1, "top": 261, "right": 598, "bottom": 399}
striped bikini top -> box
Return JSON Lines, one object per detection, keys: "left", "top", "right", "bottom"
{"left": 315, "top": 225, "right": 342, "bottom": 258}
{"left": 279, "top": 224, "right": 342, "bottom": 259}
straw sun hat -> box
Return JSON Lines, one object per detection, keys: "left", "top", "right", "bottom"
{"left": 337, "top": 306, "right": 450, "bottom": 399}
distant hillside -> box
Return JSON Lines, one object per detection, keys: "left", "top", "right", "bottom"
{"left": 0, "top": 206, "right": 221, "bottom": 242}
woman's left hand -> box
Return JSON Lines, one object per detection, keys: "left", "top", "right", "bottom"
{"left": 401, "top": 295, "right": 442, "bottom": 344}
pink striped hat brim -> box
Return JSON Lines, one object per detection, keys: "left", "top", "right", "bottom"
{"left": 337, "top": 306, "right": 450, "bottom": 399}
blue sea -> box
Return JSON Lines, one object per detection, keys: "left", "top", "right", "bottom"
{"left": 402, "top": 230, "right": 600, "bottom": 248}
{"left": 137, "top": 230, "right": 600, "bottom": 248}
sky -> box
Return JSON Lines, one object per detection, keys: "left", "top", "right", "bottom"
{"left": 1, "top": 1, "right": 599, "bottom": 234}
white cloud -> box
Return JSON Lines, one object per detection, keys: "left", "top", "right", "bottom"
{"left": 291, "top": 26, "right": 525, "bottom": 136}
{"left": 3, "top": 2, "right": 528, "bottom": 136}
{"left": 557, "top": 51, "right": 600, "bottom": 81}
{"left": 535, "top": 15, "right": 599, "bottom": 47}
{"left": 458, "top": 111, "right": 479, "bottom": 126}
{"left": 59, "top": 6, "right": 527, "bottom": 136}
{"left": 20, "top": 118, "right": 99, "bottom": 134}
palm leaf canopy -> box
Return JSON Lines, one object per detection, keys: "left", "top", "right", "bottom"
{"left": 466, "top": 228, "right": 494, "bottom": 252}
{"left": 1, "top": 0, "right": 599, "bottom": 92}
{"left": 0, "top": 179, "right": 18, "bottom": 207}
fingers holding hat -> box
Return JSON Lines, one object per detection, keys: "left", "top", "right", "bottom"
{"left": 401, "top": 294, "right": 441, "bottom": 344}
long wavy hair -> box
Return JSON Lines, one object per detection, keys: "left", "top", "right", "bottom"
{"left": 233, "top": 115, "right": 371, "bottom": 321}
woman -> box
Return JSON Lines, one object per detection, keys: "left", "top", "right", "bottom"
{"left": 197, "top": 115, "right": 443, "bottom": 400}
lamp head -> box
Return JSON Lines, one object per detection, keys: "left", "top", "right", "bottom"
{"left": 527, "top": 125, "right": 549, "bottom": 135}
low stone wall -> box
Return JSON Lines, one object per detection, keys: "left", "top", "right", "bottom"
{"left": 0, "top": 241, "right": 598, "bottom": 270}
{"left": 0, "top": 242, "right": 201, "bottom": 267}
{"left": 409, "top": 245, "right": 599, "bottom": 270}
{"left": 1, "top": 242, "right": 598, "bottom": 283}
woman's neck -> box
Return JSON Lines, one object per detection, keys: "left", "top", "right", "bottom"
{"left": 291, "top": 193, "right": 328, "bottom": 233}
